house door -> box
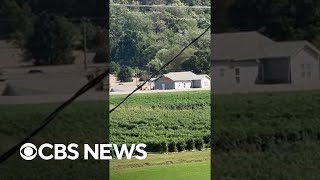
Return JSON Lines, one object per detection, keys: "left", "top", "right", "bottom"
{"left": 162, "top": 83, "right": 165, "bottom": 90}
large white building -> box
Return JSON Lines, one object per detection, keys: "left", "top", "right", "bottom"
{"left": 154, "top": 71, "right": 210, "bottom": 90}
{"left": 211, "top": 31, "right": 320, "bottom": 93}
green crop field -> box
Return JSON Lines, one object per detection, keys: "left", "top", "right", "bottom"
{"left": 110, "top": 91, "right": 211, "bottom": 153}
{"left": 0, "top": 101, "right": 109, "bottom": 179}
{"left": 212, "top": 91, "right": 320, "bottom": 179}
{"left": 110, "top": 91, "right": 211, "bottom": 180}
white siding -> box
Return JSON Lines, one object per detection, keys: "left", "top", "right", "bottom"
{"left": 212, "top": 60, "right": 258, "bottom": 90}
{"left": 174, "top": 81, "right": 192, "bottom": 89}
{"left": 291, "top": 47, "right": 320, "bottom": 85}
{"left": 201, "top": 77, "right": 211, "bottom": 88}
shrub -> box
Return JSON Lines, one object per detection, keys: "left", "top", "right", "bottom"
{"left": 203, "top": 134, "right": 210, "bottom": 144}
{"left": 145, "top": 142, "right": 161, "bottom": 152}
{"left": 195, "top": 138, "right": 204, "bottom": 151}
{"left": 185, "top": 139, "right": 195, "bottom": 150}
{"left": 177, "top": 141, "right": 186, "bottom": 152}
{"left": 168, "top": 142, "right": 178, "bottom": 152}
{"left": 160, "top": 142, "right": 168, "bottom": 153}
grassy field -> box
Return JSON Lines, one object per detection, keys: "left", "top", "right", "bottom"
{"left": 0, "top": 101, "right": 109, "bottom": 179}
{"left": 111, "top": 150, "right": 210, "bottom": 180}
{"left": 212, "top": 91, "right": 320, "bottom": 179}
{"left": 110, "top": 91, "right": 210, "bottom": 152}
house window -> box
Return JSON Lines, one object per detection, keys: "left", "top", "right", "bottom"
{"left": 235, "top": 77, "right": 240, "bottom": 84}
{"left": 235, "top": 68, "right": 240, "bottom": 76}
{"left": 219, "top": 68, "right": 225, "bottom": 77}
{"left": 301, "top": 64, "right": 311, "bottom": 78}
{"left": 184, "top": 83, "right": 186, "bottom": 88}
{"left": 235, "top": 67, "right": 240, "bottom": 84}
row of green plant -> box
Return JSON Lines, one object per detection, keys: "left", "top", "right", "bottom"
{"left": 212, "top": 91, "right": 320, "bottom": 151}
{"left": 110, "top": 91, "right": 210, "bottom": 151}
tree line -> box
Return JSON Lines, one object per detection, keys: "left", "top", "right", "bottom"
{"left": 215, "top": 0, "right": 320, "bottom": 47}
{"left": 0, "top": 0, "right": 106, "bottom": 65}
{"left": 110, "top": 0, "right": 210, "bottom": 81}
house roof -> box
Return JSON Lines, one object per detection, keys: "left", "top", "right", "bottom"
{"left": 163, "top": 71, "right": 197, "bottom": 81}
{"left": 262, "top": 41, "right": 320, "bottom": 58}
{"left": 212, "top": 31, "right": 275, "bottom": 60}
{"left": 156, "top": 71, "right": 210, "bottom": 82}
{"left": 192, "top": 74, "right": 210, "bottom": 80}
{"left": 211, "top": 31, "right": 320, "bottom": 61}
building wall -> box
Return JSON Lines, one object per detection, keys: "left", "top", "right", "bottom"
{"left": 201, "top": 78, "right": 211, "bottom": 88}
{"left": 154, "top": 77, "right": 175, "bottom": 90}
{"left": 291, "top": 47, "right": 320, "bottom": 85}
{"left": 192, "top": 78, "right": 211, "bottom": 88}
{"left": 174, "top": 81, "right": 192, "bottom": 89}
{"left": 212, "top": 60, "right": 258, "bottom": 90}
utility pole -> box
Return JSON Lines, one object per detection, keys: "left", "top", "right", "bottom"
{"left": 148, "top": 66, "right": 151, "bottom": 90}
{"left": 82, "top": 18, "right": 88, "bottom": 71}
{"left": 135, "top": 68, "right": 138, "bottom": 85}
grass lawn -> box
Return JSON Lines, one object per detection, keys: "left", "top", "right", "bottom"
{"left": 111, "top": 150, "right": 210, "bottom": 180}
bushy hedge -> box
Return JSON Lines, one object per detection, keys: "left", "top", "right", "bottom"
{"left": 168, "top": 142, "right": 178, "bottom": 152}
{"left": 186, "top": 139, "right": 195, "bottom": 150}
{"left": 177, "top": 141, "right": 186, "bottom": 152}
{"left": 195, "top": 138, "right": 204, "bottom": 151}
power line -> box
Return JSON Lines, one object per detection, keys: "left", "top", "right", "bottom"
{"left": 110, "top": 3, "right": 211, "bottom": 9}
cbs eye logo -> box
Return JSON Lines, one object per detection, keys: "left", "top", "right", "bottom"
{"left": 20, "top": 143, "right": 37, "bottom": 160}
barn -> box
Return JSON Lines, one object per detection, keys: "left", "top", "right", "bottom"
{"left": 154, "top": 71, "right": 210, "bottom": 90}
{"left": 211, "top": 31, "right": 320, "bottom": 92}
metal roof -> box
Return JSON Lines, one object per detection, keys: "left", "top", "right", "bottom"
{"left": 211, "top": 31, "right": 320, "bottom": 61}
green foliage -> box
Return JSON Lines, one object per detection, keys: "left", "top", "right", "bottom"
{"left": 160, "top": 142, "right": 169, "bottom": 153}
{"left": 195, "top": 138, "right": 204, "bottom": 151}
{"left": 0, "top": 0, "right": 33, "bottom": 47}
{"left": 177, "top": 141, "right": 186, "bottom": 151}
{"left": 24, "top": 12, "right": 77, "bottom": 65}
{"left": 216, "top": 0, "right": 320, "bottom": 48}
{"left": 110, "top": 91, "right": 210, "bottom": 153}
{"left": 181, "top": 50, "right": 210, "bottom": 74}
{"left": 168, "top": 142, "right": 178, "bottom": 152}
{"left": 147, "top": 58, "right": 163, "bottom": 75}
{"left": 185, "top": 139, "right": 195, "bottom": 150}
{"left": 110, "top": 61, "right": 121, "bottom": 75}
{"left": 117, "top": 65, "right": 133, "bottom": 82}
{"left": 110, "top": 2, "right": 210, "bottom": 69}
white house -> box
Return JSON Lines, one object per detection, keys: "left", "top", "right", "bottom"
{"left": 211, "top": 31, "right": 320, "bottom": 92}
{"left": 154, "top": 71, "right": 211, "bottom": 90}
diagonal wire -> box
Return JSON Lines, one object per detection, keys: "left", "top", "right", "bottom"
{"left": 109, "top": 25, "right": 210, "bottom": 113}
{"left": 0, "top": 70, "right": 109, "bottom": 163}
{"left": 0, "top": 24, "right": 210, "bottom": 164}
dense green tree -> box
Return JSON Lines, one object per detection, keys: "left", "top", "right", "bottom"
{"left": 181, "top": 50, "right": 209, "bottom": 74}
{"left": 0, "top": 0, "right": 33, "bottom": 46}
{"left": 147, "top": 58, "right": 163, "bottom": 75}
{"left": 24, "top": 12, "right": 77, "bottom": 65}
{"left": 117, "top": 65, "right": 133, "bottom": 82}
{"left": 228, "top": 0, "right": 320, "bottom": 46}
{"left": 110, "top": 61, "right": 121, "bottom": 75}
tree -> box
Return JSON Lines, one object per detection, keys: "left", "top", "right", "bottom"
{"left": 147, "top": 58, "right": 163, "bottom": 75}
{"left": 24, "top": 12, "right": 77, "bottom": 65}
{"left": 181, "top": 50, "right": 209, "bottom": 74}
{"left": 117, "top": 65, "right": 133, "bottom": 82}
{"left": 110, "top": 61, "right": 121, "bottom": 75}
{"left": 0, "top": 0, "right": 33, "bottom": 47}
